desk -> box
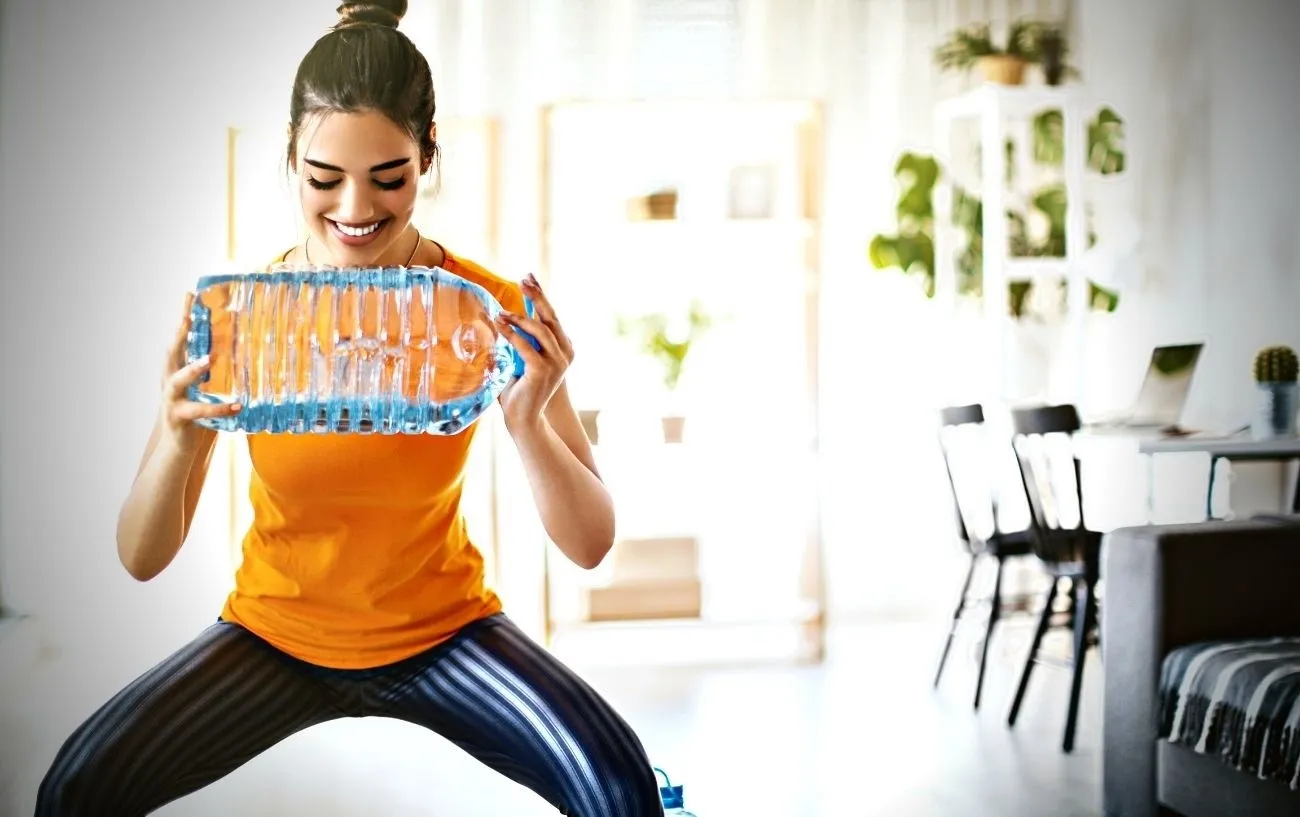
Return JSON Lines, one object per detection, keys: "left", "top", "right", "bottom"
{"left": 1138, "top": 434, "right": 1300, "bottom": 519}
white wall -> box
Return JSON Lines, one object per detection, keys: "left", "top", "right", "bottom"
{"left": 1068, "top": 0, "right": 1300, "bottom": 527}
{"left": 2, "top": 0, "right": 1299, "bottom": 813}
{"left": 1075, "top": 0, "right": 1300, "bottom": 427}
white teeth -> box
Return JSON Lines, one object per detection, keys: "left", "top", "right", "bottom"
{"left": 334, "top": 220, "right": 382, "bottom": 237}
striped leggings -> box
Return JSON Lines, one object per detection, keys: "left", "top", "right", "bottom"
{"left": 35, "top": 613, "right": 663, "bottom": 816}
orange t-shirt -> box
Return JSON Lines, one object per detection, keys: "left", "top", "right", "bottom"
{"left": 219, "top": 249, "right": 526, "bottom": 669}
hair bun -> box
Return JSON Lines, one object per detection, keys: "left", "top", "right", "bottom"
{"left": 335, "top": 0, "right": 407, "bottom": 30}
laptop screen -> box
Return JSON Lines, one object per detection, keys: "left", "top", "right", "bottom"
{"left": 1129, "top": 343, "right": 1204, "bottom": 425}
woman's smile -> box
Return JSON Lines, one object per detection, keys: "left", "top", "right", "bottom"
{"left": 328, "top": 216, "right": 391, "bottom": 246}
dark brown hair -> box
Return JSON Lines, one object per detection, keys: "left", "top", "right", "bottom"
{"left": 286, "top": 1, "right": 439, "bottom": 173}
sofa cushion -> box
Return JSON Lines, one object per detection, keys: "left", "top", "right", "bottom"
{"left": 1159, "top": 637, "right": 1300, "bottom": 791}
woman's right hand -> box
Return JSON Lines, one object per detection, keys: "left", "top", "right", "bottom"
{"left": 159, "top": 292, "right": 240, "bottom": 455}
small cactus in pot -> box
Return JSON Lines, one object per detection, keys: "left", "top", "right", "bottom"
{"left": 1252, "top": 345, "right": 1299, "bottom": 439}
{"left": 1254, "top": 345, "right": 1299, "bottom": 384}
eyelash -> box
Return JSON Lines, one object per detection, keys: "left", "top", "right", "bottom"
{"left": 306, "top": 176, "right": 407, "bottom": 191}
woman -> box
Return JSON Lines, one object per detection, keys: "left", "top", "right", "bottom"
{"left": 34, "top": 3, "right": 663, "bottom": 815}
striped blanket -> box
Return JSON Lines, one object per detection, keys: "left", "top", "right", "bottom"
{"left": 1158, "top": 637, "right": 1300, "bottom": 791}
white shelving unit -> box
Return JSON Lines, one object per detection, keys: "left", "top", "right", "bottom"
{"left": 932, "top": 84, "right": 1096, "bottom": 406}
{"left": 536, "top": 100, "right": 828, "bottom": 666}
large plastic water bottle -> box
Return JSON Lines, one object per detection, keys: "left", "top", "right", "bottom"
{"left": 655, "top": 768, "right": 698, "bottom": 816}
{"left": 184, "top": 264, "right": 536, "bottom": 435}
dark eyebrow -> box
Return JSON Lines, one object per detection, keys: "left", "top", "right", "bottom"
{"left": 304, "top": 157, "right": 410, "bottom": 173}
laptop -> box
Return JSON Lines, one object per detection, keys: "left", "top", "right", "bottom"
{"left": 1086, "top": 342, "right": 1205, "bottom": 431}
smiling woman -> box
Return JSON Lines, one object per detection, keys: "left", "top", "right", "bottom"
{"left": 32, "top": 2, "right": 662, "bottom": 816}
{"left": 282, "top": 0, "right": 438, "bottom": 267}
{"left": 292, "top": 111, "right": 427, "bottom": 260}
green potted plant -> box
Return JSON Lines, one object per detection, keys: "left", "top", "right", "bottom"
{"left": 869, "top": 102, "right": 1127, "bottom": 319}
{"left": 1032, "top": 23, "right": 1076, "bottom": 86}
{"left": 934, "top": 20, "right": 1039, "bottom": 85}
{"left": 616, "top": 301, "right": 713, "bottom": 443}
{"left": 1252, "top": 345, "right": 1298, "bottom": 440}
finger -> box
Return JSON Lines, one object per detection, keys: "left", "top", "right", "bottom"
{"left": 496, "top": 315, "right": 546, "bottom": 367}
{"left": 166, "top": 354, "right": 212, "bottom": 399}
{"left": 499, "top": 310, "right": 562, "bottom": 361}
{"left": 171, "top": 400, "right": 243, "bottom": 423}
{"left": 168, "top": 292, "right": 196, "bottom": 371}
{"left": 521, "top": 275, "right": 574, "bottom": 360}
{"left": 521, "top": 274, "right": 558, "bottom": 322}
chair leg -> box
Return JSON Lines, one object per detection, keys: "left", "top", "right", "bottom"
{"left": 973, "top": 557, "right": 1004, "bottom": 710}
{"left": 1062, "top": 577, "right": 1097, "bottom": 753}
{"left": 1008, "top": 578, "right": 1058, "bottom": 728}
{"left": 934, "top": 553, "right": 977, "bottom": 689}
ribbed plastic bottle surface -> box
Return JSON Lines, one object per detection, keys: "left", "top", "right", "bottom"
{"left": 184, "top": 264, "right": 534, "bottom": 435}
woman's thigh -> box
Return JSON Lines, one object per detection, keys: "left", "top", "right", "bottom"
{"left": 36, "top": 620, "right": 343, "bottom": 817}
{"left": 378, "top": 614, "right": 662, "bottom": 817}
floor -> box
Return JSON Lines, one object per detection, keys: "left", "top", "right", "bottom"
{"left": 9, "top": 615, "right": 1101, "bottom": 816}
{"left": 579, "top": 617, "right": 1104, "bottom": 817}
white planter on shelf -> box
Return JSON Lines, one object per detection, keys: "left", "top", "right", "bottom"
{"left": 661, "top": 415, "right": 686, "bottom": 444}
{"left": 1252, "top": 382, "right": 1298, "bottom": 440}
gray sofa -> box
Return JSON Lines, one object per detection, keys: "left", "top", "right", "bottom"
{"left": 1102, "top": 518, "right": 1300, "bottom": 817}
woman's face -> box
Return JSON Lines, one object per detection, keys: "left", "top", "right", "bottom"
{"left": 293, "top": 110, "right": 423, "bottom": 266}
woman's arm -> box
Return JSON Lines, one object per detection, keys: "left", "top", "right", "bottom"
{"left": 118, "top": 419, "right": 219, "bottom": 581}
{"left": 507, "top": 398, "right": 615, "bottom": 570}
{"left": 497, "top": 275, "right": 614, "bottom": 569}
{"left": 544, "top": 379, "right": 600, "bottom": 480}
{"left": 118, "top": 298, "right": 240, "bottom": 581}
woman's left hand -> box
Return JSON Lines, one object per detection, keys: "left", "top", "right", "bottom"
{"left": 496, "top": 273, "right": 574, "bottom": 433}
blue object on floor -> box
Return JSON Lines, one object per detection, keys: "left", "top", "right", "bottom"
{"left": 655, "top": 767, "right": 697, "bottom": 815}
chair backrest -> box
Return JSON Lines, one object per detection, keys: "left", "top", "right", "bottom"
{"left": 1010, "top": 404, "right": 1088, "bottom": 564}
{"left": 937, "top": 404, "right": 1001, "bottom": 554}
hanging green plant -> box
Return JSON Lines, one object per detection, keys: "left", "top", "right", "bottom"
{"left": 867, "top": 153, "right": 939, "bottom": 296}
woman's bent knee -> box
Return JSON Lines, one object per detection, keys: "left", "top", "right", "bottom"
{"left": 35, "top": 750, "right": 113, "bottom": 817}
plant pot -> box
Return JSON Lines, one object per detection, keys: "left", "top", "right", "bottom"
{"left": 645, "top": 190, "right": 678, "bottom": 220}
{"left": 626, "top": 189, "right": 678, "bottom": 221}
{"left": 661, "top": 415, "right": 686, "bottom": 444}
{"left": 579, "top": 409, "right": 600, "bottom": 444}
{"left": 1252, "top": 382, "right": 1298, "bottom": 440}
{"left": 977, "top": 55, "right": 1027, "bottom": 86}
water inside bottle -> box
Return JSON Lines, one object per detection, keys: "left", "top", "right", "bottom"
{"left": 185, "top": 265, "right": 531, "bottom": 435}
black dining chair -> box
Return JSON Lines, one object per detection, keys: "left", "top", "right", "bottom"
{"left": 932, "top": 404, "right": 1035, "bottom": 710}
{"left": 1004, "top": 403, "right": 1104, "bottom": 753}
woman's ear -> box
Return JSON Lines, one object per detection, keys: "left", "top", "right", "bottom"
{"left": 421, "top": 121, "right": 438, "bottom": 175}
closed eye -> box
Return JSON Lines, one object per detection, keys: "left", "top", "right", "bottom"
{"left": 305, "top": 176, "right": 406, "bottom": 191}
